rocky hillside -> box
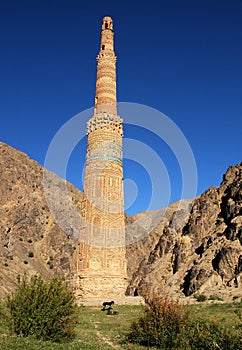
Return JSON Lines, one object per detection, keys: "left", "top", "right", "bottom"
{"left": 126, "top": 163, "right": 242, "bottom": 302}
{"left": 0, "top": 142, "right": 83, "bottom": 297}
{"left": 0, "top": 142, "right": 241, "bottom": 302}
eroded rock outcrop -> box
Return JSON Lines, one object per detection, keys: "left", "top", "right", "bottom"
{"left": 126, "top": 163, "right": 242, "bottom": 302}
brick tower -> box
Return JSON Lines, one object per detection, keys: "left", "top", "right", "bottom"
{"left": 76, "top": 16, "right": 127, "bottom": 299}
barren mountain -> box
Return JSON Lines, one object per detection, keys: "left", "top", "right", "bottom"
{"left": 0, "top": 142, "right": 241, "bottom": 302}
{"left": 126, "top": 163, "right": 242, "bottom": 302}
{"left": 0, "top": 142, "right": 83, "bottom": 297}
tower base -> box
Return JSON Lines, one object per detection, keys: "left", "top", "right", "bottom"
{"left": 75, "top": 275, "right": 127, "bottom": 300}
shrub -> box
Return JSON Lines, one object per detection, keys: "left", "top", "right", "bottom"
{"left": 208, "top": 295, "right": 223, "bottom": 301}
{"left": 47, "top": 261, "right": 54, "bottom": 269}
{"left": 126, "top": 294, "right": 242, "bottom": 350}
{"left": 47, "top": 257, "right": 54, "bottom": 269}
{"left": 127, "top": 294, "right": 189, "bottom": 349}
{"left": 185, "top": 318, "right": 241, "bottom": 350}
{"left": 5, "top": 274, "right": 77, "bottom": 342}
{"left": 194, "top": 293, "right": 207, "bottom": 302}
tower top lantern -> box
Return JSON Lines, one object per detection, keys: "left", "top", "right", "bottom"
{"left": 101, "top": 16, "right": 113, "bottom": 31}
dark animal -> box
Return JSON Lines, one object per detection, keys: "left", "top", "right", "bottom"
{"left": 102, "top": 300, "right": 114, "bottom": 310}
{"left": 107, "top": 309, "right": 119, "bottom": 316}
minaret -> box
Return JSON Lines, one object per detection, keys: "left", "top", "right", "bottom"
{"left": 76, "top": 16, "right": 127, "bottom": 299}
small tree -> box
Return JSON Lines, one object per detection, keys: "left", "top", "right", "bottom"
{"left": 6, "top": 274, "right": 77, "bottom": 342}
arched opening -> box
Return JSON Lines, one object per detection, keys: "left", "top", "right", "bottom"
{"left": 105, "top": 22, "right": 108, "bottom": 29}
{"left": 102, "top": 45, "right": 105, "bottom": 50}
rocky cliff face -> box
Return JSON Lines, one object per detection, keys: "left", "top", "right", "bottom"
{"left": 0, "top": 142, "right": 241, "bottom": 302}
{"left": 0, "top": 142, "right": 83, "bottom": 297}
{"left": 126, "top": 163, "right": 242, "bottom": 302}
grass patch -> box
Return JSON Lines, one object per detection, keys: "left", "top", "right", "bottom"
{"left": 186, "top": 301, "right": 242, "bottom": 328}
{"left": 0, "top": 300, "right": 241, "bottom": 350}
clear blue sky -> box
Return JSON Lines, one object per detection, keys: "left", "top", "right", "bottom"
{"left": 0, "top": 0, "right": 241, "bottom": 214}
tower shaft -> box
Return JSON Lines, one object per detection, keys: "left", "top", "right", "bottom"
{"left": 76, "top": 17, "right": 127, "bottom": 299}
{"left": 95, "top": 16, "right": 117, "bottom": 115}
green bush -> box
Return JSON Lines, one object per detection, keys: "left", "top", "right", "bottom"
{"left": 194, "top": 293, "right": 207, "bottom": 302}
{"left": 127, "top": 294, "right": 189, "bottom": 349}
{"left": 5, "top": 274, "right": 77, "bottom": 342}
{"left": 126, "top": 294, "right": 242, "bottom": 350}
{"left": 208, "top": 295, "right": 223, "bottom": 301}
{"left": 185, "top": 318, "right": 241, "bottom": 350}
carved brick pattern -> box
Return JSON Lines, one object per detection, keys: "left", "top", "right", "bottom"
{"left": 87, "top": 116, "right": 123, "bottom": 135}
